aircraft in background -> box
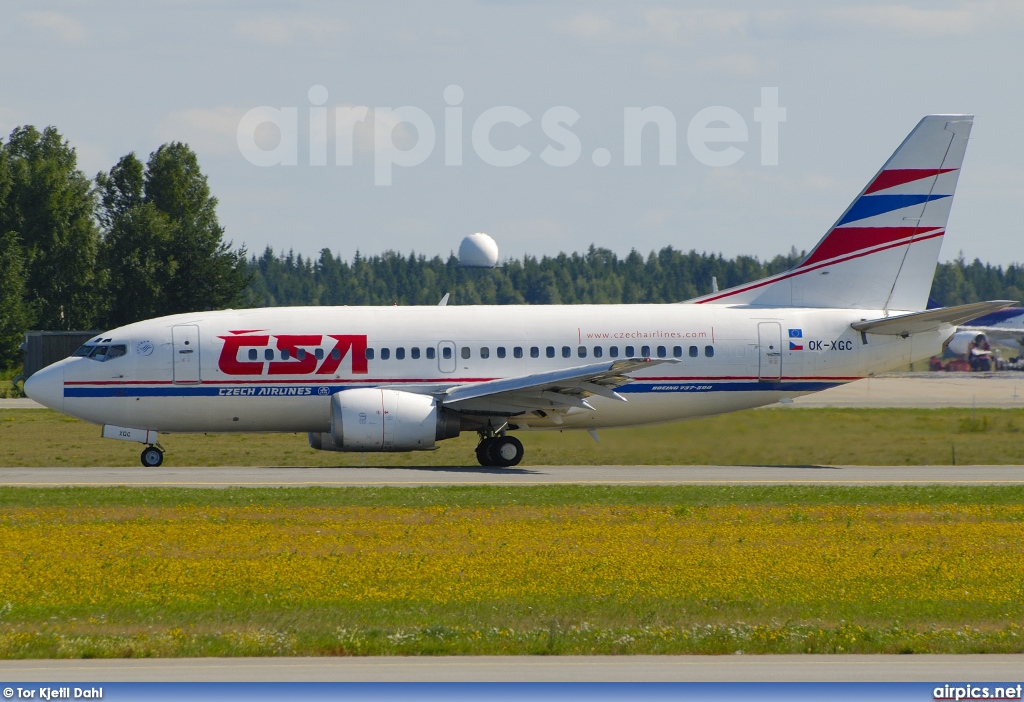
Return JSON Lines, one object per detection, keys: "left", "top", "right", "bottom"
{"left": 25, "top": 115, "right": 1014, "bottom": 468}
{"left": 947, "top": 308, "right": 1024, "bottom": 356}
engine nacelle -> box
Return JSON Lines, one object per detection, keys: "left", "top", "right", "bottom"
{"left": 946, "top": 330, "right": 987, "bottom": 357}
{"left": 308, "top": 388, "right": 461, "bottom": 452}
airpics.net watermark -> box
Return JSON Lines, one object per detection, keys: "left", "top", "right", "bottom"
{"left": 236, "top": 86, "right": 786, "bottom": 185}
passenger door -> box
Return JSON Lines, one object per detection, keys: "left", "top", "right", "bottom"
{"left": 172, "top": 324, "right": 201, "bottom": 384}
{"left": 757, "top": 322, "right": 782, "bottom": 381}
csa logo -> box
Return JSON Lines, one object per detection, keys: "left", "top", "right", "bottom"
{"left": 136, "top": 340, "right": 155, "bottom": 356}
{"left": 217, "top": 331, "right": 369, "bottom": 376}
{"left": 318, "top": 387, "right": 330, "bottom": 396}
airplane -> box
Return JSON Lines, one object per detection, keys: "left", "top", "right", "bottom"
{"left": 947, "top": 308, "right": 1024, "bottom": 356}
{"left": 24, "top": 114, "right": 1016, "bottom": 468}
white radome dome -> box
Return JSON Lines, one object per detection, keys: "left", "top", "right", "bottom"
{"left": 458, "top": 232, "right": 499, "bottom": 268}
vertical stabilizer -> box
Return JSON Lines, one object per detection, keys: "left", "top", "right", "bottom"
{"left": 691, "top": 115, "right": 973, "bottom": 310}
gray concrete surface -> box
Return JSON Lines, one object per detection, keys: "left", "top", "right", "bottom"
{"left": 788, "top": 373, "right": 1024, "bottom": 408}
{"left": 1, "top": 654, "right": 1022, "bottom": 682}
{"left": 2, "top": 464, "right": 1024, "bottom": 486}
{"left": 0, "top": 398, "right": 42, "bottom": 409}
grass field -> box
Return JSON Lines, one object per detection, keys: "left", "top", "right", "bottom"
{"left": 3, "top": 407, "right": 1024, "bottom": 467}
{"left": 1, "top": 485, "right": 1023, "bottom": 658}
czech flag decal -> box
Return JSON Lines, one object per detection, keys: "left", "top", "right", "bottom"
{"left": 790, "top": 341, "right": 804, "bottom": 351}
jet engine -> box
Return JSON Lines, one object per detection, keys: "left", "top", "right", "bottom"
{"left": 308, "top": 388, "right": 461, "bottom": 452}
{"left": 946, "top": 330, "right": 988, "bottom": 357}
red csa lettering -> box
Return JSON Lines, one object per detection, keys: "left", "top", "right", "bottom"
{"left": 317, "top": 335, "right": 368, "bottom": 375}
{"left": 269, "top": 335, "right": 322, "bottom": 375}
{"left": 217, "top": 334, "right": 269, "bottom": 375}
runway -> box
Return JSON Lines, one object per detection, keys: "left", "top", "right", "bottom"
{"left": 1, "top": 654, "right": 1022, "bottom": 682}
{"left": 2, "top": 464, "right": 1024, "bottom": 486}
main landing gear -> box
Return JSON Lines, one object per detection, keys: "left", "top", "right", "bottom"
{"left": 475, "top": 434, "right": 524, "bottom": 467}
{"left": 140, "top": 445, "right": 164, "bottom": 467}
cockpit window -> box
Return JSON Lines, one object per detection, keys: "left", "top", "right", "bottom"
{"left": 85, "top": 344, "right": 126, "bottom": 362}
{"left": 73, "top": 345, "right": 95, "bottom": 357}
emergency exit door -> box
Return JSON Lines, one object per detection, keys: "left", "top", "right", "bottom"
{"left": 172, "top": 324, "right": 201, "bottom": 384}
{"left": 757, "top": 322, "right": 782, "bottom": 381}
{"left": 437, "top": 341, "right": 457, "bottom": 373}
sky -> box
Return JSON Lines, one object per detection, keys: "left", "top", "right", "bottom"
{"left": 3, "top": 1, "right": 1023, "bottom": 266}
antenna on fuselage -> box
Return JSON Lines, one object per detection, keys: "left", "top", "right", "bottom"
{"left": 711, "top": 277, "right": 719, "bottom": 294}
{"left": 438, "top": 293, "right": 450, "bottom": 306}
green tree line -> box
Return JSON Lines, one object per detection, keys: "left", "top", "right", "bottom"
{"left": 3, "top": 124, "right": 1023, "bottom": 374}
{"left": 245, "top": 246, "right": 1024, "bottom": 309}
{"left": 0, "top": 126, "right": 249, "bottom": 370}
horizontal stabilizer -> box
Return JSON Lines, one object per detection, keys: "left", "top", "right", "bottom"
{"left": 851, "top": 300, "right": 1017, "bottom": 336}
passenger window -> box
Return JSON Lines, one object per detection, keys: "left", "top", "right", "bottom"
{"left": 497, "top": 347, "right": 506, "bottom": 359}
{"left": 315, "top": 348, "right": 324, "bottom": 360}
{"left": 609, "top": 346, "right": 619, "bottom": 358}
{"left": 689, "top": 345, "right": 698, "bottom": 358}
{"left": 396, "top": 347, "right": 405, "bottom": 360}
{"left": 593, "top": 346, "right": 603, "bottom": 358}
{"left": 705, "top": 345, "right": 715, "bottom": 358}
{"left": 673, "top": 346, "right": 682, "bottom": 358}
{"left": 248, "top": 349, "right": 258, "bottom": 361}
{"left": 546, "top": 346, "right": 555, "bottom": 358}
{"left": 641, "top": 345, "right": 651, "bottom": 357}
{"left": 625, "top": 345, "right": 635, "bottom": 357}
{"left": 332, "top": 348, "right": 341, "bottom": 360}
{"left": 265, "top": 348, "right": 274, "bottom": 361}
{"left": 427, "top": 347, "right": 436, "bottom": 360}
{"left": 296, "top": 349, "right": 306, "bottom": 361}
{"left": 442, "top": 347, "right": 451, "bottom": 360}
{"left": 366, "top": 348, "right": 375, "bottom": 360}
{"left": 531, "top": 347, "right": 540, "bottom": 358}
{"left": 411, "top": 347, "right": 421, "bottom": 359}
{"left": 561, "top": 346, "right": 571, "bottom": 358}
{"left": 656, "top": 345, "right": 666, "bottom": 358}
{"left": 577, "top": 346, "right": 587, "bottom": 358}
{"left": 461, "top": 347, "right": 471, "bottom": 360}
{"left": 514, "top": 347, "right": 523, "bottom": 359}
{"left": 480, "top": 347, "right": 489, "bottom": 359}
{"left": 281, "top": 349, "right": 291, "bottom": 360}
{"left": 107, "top": 345, "right": 127, "bottom": 360}
{"left": 380, "top": 348, "right": 390, "bottom": 360}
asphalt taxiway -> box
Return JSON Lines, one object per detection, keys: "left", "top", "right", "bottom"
{"left": 1, "top": 464, "right": 1024, "bottom": 486}
{"left": 2, "top": 654, "right": 1023, "bottom": 682}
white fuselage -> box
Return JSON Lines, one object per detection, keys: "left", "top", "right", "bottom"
{"left": 34, "top": 303, "right": 951, "bottom": 435}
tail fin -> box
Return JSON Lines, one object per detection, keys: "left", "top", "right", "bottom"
{"left": 692, "top": 115, "right": 973, "bottom": 310}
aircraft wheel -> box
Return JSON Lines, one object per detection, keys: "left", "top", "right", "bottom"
{"left": 475, "top": 438, "right": 495, "bottom": 466}
{"left": 489, "top": 436, "right": 524, "bottom": 468}
{"left": 141, "top": 446, "right": 164, "bottom": 468}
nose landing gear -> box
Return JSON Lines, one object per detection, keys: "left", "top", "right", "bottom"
{"left": 141, "top": 445, "right": 164, "bottom": 467}
{"left": 475, "top": 434, "right": 524, "bottom": 467}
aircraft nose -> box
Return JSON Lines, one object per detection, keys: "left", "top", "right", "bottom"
{"left": 24, "top": 362, "right": 64, "bottom": 412}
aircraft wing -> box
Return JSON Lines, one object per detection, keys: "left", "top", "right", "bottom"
{"left": 851, "top": 300, "right": 1018, "bottom": 336}
{"left": 441, "top": 358, "right": 674, "bottom": 415}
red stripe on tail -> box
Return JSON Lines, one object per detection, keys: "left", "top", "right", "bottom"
{"left": 864, "top": 168, "right": 956, "bottom": 194}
